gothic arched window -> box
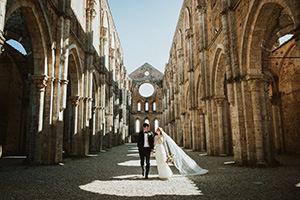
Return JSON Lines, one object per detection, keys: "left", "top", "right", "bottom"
{"left": 153, "top": 101, "right": 156, "bottom": 112}
{"left": 145, "top": 102, "right": 149, "bottom": 112}
{"left": 136, "top": 119, "right": 140, "bottom": 133}
{"left": 154, "top": 119, "right": 159, "bottom": 131}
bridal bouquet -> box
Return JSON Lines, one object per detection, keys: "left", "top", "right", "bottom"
{"left": 166, "top": 154, "right": 175, "bottom": 163}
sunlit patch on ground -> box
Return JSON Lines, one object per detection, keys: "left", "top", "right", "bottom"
{"left": 118, "top": 159, "right": 157, "bottom": 166}
{"left": 128, "top": 149, "right": 139, "bottom": 153}
{"left": 2, "top": 156, "right": 27, "bottom": 159}
{"left": 127, "top": 153, "right": 140, "bottom": 157}
{"left": 79, "top": 175, "right": 203, "bottom": 197}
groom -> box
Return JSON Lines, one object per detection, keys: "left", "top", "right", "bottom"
{"left": 137, "top": 123, "right": 154, "bottom": 179}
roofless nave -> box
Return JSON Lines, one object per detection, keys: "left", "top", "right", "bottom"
{"left": 0, "top": 0, "right": 299, "bottom": 167}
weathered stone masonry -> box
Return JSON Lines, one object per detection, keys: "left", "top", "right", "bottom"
{"left": 129, "top": 63, "right": 163, "bottom": 142}
{"left": 0, "top": 0, "right": 131, "bottom": 164}
{"left": 163, "top": 0, "right": 300, "bottom": 166}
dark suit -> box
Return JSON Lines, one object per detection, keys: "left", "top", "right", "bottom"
{"left": 137, "top": 131, "right": 154, "bottom": 178}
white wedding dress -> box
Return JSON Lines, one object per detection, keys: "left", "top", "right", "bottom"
{"left": 157, "top": 127, "right": 208, "bottom": 176}
{"left": 154, "top": 135, "right": 173, "bottom": 179}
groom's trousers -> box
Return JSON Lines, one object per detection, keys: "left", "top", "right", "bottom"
{"left": 139, "top": 147, "right": 151, "bottom": 177}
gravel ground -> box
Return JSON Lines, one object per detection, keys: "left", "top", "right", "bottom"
{"left": 0, "top": 143, "right": 299, "bottom": 200}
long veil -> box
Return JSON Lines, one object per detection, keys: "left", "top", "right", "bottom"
{"left": 159, "top": 127, "right": 208, "bottom": 176}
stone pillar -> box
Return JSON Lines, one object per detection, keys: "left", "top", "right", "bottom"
{"left": 82, "top": 96, "right": 90, "bottom": 154}
{"left": 180, "top": 114, "right": 185, "bottom": 147}
{"left": 199, "top": 109, "right": 206, "bottom": 152}
{"left": 205, "top": 100, "right": 213, "bottom": 155}
{"left": 211, "top": 99, "right": 218, "bottom": 155}
{"left": 192, "top": 109, "right": 198, "bottom": 151}
{"left": 215, "top": 96, "right": 226, "bottom": 156}
{"left": 220, "top": 4, "right": 235, "bottom": 106}
{"left": 0, "top": 0, "right": 7, "bottom": 54}
{"left": 70, "top": 96, "right": 80, "bottom": 154}
{"left": 27, "top": 75, "right": 47, "bottom": 164}
{"left": 247, "top": 75, "right": 266, "bottom": 165}
{"left": 60, "top": 16, "right": 71, "bottom": 110}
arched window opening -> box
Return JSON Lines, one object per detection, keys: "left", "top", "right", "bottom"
{"left": 279, "top": 34, "right": 293, "bottom": 45}
{"left": 6, "top": 39, "right": 27, "bottom": 55}
{"left": 145, "top": 102, "right": 149, "bottom": 112}
{"left": 136, "top": 119, "right": 140, "bottom": 133}
{"left": 144, "top": 119, "right": 150, "bottom": 127}
{"left": 153, "top": 101, "right": 156, "bottom": 112}
{"left": 137, "top": 102, "right": 141, "bottom": 112}
{"left": 154, "top": 119, "right": 159, "bottom": 131}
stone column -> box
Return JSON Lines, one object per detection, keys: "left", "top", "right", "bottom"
{"left": 70, "top": 96, "right": 80, "bottom": 154}
{"left": 205, "top": 100, "right": 213, "bottom": 155}
{"left": 199, "top": 108, "right": 206, "bottom": 152}
{"left": 247, "top": 75, "right": 266, "bottom": 165}
{"left": 180, "top": 114, "right": 185, "bottom": 147}
{"left": 192, "top": 109, "right": 198, "bottom": 151}
{"left": 220, "top": 4, "right": 234, "bottom": 106}
{"left": 82, "top": 96, "right": 90, "bottom": 154}
{"left": 211, "top": 99, "right": 218, "bottom": 155}
{"left": 215, "top": 96, "right": 226, "bottom": 156}
{"left": 27, "top": 75, "right": 47, "bottom": 164}
{"left": 60, "top": 16, "right": 71, "bottom": 110}
{"left": 0, "top": 0, "right": 7, "bottom": 54}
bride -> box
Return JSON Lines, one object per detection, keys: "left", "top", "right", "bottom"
{"left": 154, "top": 128, "right": 173, "bottom": 180}
{"left": 154, "top": 127, "right": 208, "bottom": 179}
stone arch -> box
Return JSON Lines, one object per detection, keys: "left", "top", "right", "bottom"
{"left": 212, "top": 46, "right": 226, "bottom": 97}
{"left": 2, "top": 0, "right": 52, "bottom": 162}
{"left": 68, "top": 45, "right": 83, "bottom": 96}
{"left": 62, "top": 45, "right": 83, "bottom": 155}
{"left": 241, "top": 0, "right": 295, "bottom": 75}
{"left": 6, "top": 0, "right": 52, "bottom": 75}
{"left": 239, "top": 0, "right": 299, "bottom": 164}
{"left": 0, "top": 53, "right": 28, "bottom": 156}
{"left": 212, "top": 46, "right": 233, "bottom": 156}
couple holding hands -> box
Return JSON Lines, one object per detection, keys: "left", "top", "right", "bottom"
{"left": 137, "top": 123, "right": 208, "bottom": 180}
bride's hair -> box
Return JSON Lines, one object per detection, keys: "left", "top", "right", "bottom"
{"left": 157, "top": 127, "right": 164, "bottom": 136}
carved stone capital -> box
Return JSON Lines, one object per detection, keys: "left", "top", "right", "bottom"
{"left": 246, "top": 74, "right": 265, "bottom": 82}
{"left": 32, "top": 75, "right": 48, "bottom": 91}
{"left": 101, "top": 26, "right": 108, "bottom": 37}
{"left": 214, "top": 96, "right": 226, "bottom": 106}
{"left": 177, "top": 48, "right": 183, "bottom": 57}
{"left": 246, "top": 74, "right": 266, "bottom": 91}
{"left": 0, "top": 31, "right": 5, "bottom": 54}
{"left": 53, "top": 77, "right": 61, "bottom": 84}
{"left": 60, "top": 79, "right": 69, "bottom": 85}
{"left": 185, "top": 29, "right": 193, "bottom": 39}
{"left": 109, "top": 48, "right": 115, "bottom": 56}
{"left": 70, "top": 96, "right": 80, "bottom": 106}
